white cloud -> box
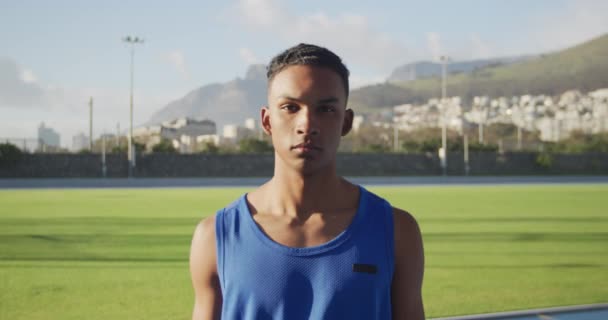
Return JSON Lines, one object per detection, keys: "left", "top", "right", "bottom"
{"left": 236, "top": 0, "right": 284, "bottom": 27}
{"left": 0, "top": 57, "right": 177, "bottom": 148}
{"left": 526, "top": 0, "right": 608, "bottom": 54}
{"left": 231, "top": 0, "right": 413, "bottom": 76}
{"left": 2, "top": 86, "right": 175, "bottom": 149}
{"left": 0, "top": 57, "right": 46, "bottom": 108}
{"left": 239, "top": 47, "right": 259, "bottom": 64}
{"left": 165, "top": 50, "right": 190, "bottom": 80}
{"left": 20, "top": 68, "right": 38, "bottom": 84}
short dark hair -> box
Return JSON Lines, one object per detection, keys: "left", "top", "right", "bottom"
{"left": 266, "top": 43, "right": 350, "bottom": 96}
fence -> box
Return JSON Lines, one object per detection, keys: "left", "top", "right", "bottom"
{"left": 1, "top": 152, "right": 607, "bottom": 178}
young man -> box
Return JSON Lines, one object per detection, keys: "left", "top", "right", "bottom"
{"left": 190, "top": 43, "right": 425, "bottom": 319}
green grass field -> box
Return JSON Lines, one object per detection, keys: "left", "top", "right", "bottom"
{"left": 1, "top": 185, "right": 607, "bottom": 319}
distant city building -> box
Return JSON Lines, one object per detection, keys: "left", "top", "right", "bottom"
{"left": 351, "top": 115, "right": 366, "bottom": 132}
{"left": 464, "top": 90, "right": 608, "bottom": 142}
{"left": 195, "top": 134, "right": 220, "bottom": 146}
{"left": 223, "top": 120, "right": 259, "bottom": 143}
{"left": 393, "top": 96, "right": 463, "bottom": 133}
{"left": 161, "top": 118, "right": 216, "bottom": 133}
{"left": 72, "top": 133, "right": 89, "bottom": 151}
{"left": 223, "top": 124, "right": 238, "bottom": 139}
{"left": 133, "top": 117, "right": 217, "bottom": 153}
{"left": 223, "top": 124, "right": 251, "bottom": 140}
{"left": 38, "top": 122, "right": 60, "bottom": 149}
{"left": 387, "top": 88, "right": 608, "bottom": 142}
{"left": 244, "top": 118, "right": 256, "bottom": 130}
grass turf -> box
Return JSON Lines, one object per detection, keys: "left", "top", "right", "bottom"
{"left": 1, "top": 184, "right": 607, "bottom": 319}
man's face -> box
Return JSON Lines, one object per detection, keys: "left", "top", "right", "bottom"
{"left": 262, "top": 65, "right": 353, "bottom": 175}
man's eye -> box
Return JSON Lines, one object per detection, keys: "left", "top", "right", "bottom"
{"left": 319, "top": 105, "right": 336, "bottom": 113}
{"left": 281, "top": 104, "right": 299, "bottom": 112}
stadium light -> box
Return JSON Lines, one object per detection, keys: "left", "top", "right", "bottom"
{"left": 89, "top": 97, "right": 93, "bottom": 151}
{"left": 122, "top": 36, "right": 144, "bottom": 178}
{"left": 440, "top": 55, "right": 450, "bottom": 176}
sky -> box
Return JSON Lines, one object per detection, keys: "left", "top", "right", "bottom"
{"left": 1, "top": 0, "right": 607, "bottom": 149}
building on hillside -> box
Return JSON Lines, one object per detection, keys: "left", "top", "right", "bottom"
{"left": 244, "top": 118, "right": 256, "bottom": 130}
{"left": 392, "top": 97, "right": 463, "bottom": 133}
{"left": 133, "top": 118, "right": 218, "bottom": 153}
{"left": 352, "top": 115, "right": 366, "bottom": 132}
{"left": 72, "top": 133, "right": 89, "bottom": 152}
{"left": 222, "top": 118, "right": 262, "bottom": 144}
{"left": 38, "top": 122, "right": 60, "bottom": 151}
{"left": 222, "top": 124, "right": 253, "bottom": 143}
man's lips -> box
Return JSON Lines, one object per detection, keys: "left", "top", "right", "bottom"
{"left": 291, "top": 142, "right": 322, "bottom": 151}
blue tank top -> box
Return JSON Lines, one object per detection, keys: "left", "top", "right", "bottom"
{"left": 215, "top": 186, "right": 394, "bottom": 319}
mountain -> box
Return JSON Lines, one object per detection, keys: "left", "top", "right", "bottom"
{"left": 148, "top": 34, "right": 608, "bottom": 124}
{"left": 146, "top": 64, "right": 267, "bottom": 127}
{"left": 387, "top": 56, "right": 531, "bottom": 82}
{"left": 350, "top": 33, "right": 608, "bottom": 110}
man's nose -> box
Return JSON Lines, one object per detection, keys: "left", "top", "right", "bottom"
{"left": 296, "top": 108, "right": 320, "bottom": 136}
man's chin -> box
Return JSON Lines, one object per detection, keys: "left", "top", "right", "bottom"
{"left": 275, "top": 151, "right": 334, "bottom": 175}
{"left": 290, "top": 157, "right": 333, "bottom": 176}
{"left": 294, "top": 153, "right": 316, "bottom": 161}
{"left": 292, "top": 147, "right": 321, "bottom": 160}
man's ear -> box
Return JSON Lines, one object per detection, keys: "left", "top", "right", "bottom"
{"left": 261, "top": 106, "right": 272, "bottom": 135}
{"left": 341, "top": 109, "right": 354, "bottom": 136}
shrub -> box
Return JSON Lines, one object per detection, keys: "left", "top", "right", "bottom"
{"left": 152, "top": 139, "right": 177, "bottom": 153}
{"left": 199, "top": 141, "right": 220, "bottom": 154}
{"left": 535, "top": 153, "right": 553, "bottom": 169}
{"left": 0, "top": 143, "right": 23, "bottom": 167}
{"left": 238, "top": 138, "right": 273, "bottom": 153}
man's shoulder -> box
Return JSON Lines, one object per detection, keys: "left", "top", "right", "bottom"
{"left": 360, "top": 187, "right": 421, "bottom": 252}
{"left": 193, "top": 198, "right": 238, "bottom": 242}
{"left": 193, "top": 215, "right": 217, "bottom": 247}
{"left": 360, "top": 187, "right": 398, "bottom": 214}
{"left": 190, "top": 215, "right": 218, "bottom": 277}
{"left": 391, "top": 206, "right": 423, "bottom": 263}
{"left": 392, "top": 207, "right": 419, "bottom": 232}
{"left": 215, "top": 193, "right": 246, "bottom": 218}
{"left": 195, "top": 188, "right": 253, "bottom": 246}
{"left": 355, "top": 186, "right": 418, "bottom": 230}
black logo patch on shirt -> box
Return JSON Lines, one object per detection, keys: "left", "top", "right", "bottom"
{"left": 353, "top": 263, "right": 377, "bottom": 274}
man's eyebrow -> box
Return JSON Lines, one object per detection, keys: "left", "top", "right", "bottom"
{"left": 277, "top": 95, "right": 340, "bottom": 104}
{"left": 277, "top": 95, "right": 300, "bottom": 101}
{"left": 317, "top": 97, "right": 339, "bottom": 104}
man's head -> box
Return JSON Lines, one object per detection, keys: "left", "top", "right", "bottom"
{"left": 266, "top": 43, "right": 350, "bottom": 98}
{"left": 262, "top": 44, "right": 353, "bottom": 176}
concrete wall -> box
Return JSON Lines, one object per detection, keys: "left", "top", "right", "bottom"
{"left": 1, "top": 152, "right": 607, "bottom": 178}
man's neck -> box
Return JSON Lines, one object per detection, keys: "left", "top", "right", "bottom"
{"left": 265, "top": 162, "right": 352, "bottom": 219}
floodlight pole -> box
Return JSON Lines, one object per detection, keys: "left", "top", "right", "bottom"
{"left": 102, "top": 130, "right": 107, "bottom": 178}
{"left": 89, "top": 97, "right": 93, "bottom": 151}
{"left": 393, "top": 123, "right": 399, "bottom": 152}
{"left": 509, "top": 107, "right": 523, "bottom": 150}
{"left": 464, "top": 134, "right": 470, "bottom": 176}
{"left": 440, "top": 55, "right": 449, "bottom": 176}
{"left": 517, "top": 125, "right": 522, "bottom": 150}
{"left": 123, "top": 36, "right": 144, "bottom": 178}
{"left": 479, "top": 119, "right": 484, "bottom": 144}
{"left": 116, "top": 122, "right": 120, "bottom": 148}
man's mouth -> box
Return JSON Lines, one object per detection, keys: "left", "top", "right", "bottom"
{"left": 291, "top": 142, "right": 322, "bottom": 152}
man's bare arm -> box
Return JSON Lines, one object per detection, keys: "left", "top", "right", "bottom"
{"left": 391, "top": 208, "right": 425, "bottom": 320}
{"left": 190, "top": 216, "right": 222, "bottom": 320}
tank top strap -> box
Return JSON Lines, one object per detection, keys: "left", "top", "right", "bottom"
{"left": 359, "top": 189, "right": 395, "bottom": 278}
